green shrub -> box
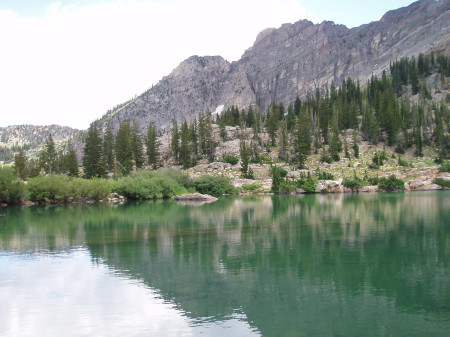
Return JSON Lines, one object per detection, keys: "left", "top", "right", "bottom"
{"left": 27, "top": 174, "right": 72, "bottom": 202}
{"left": 316, "top": 169, "right": 334, "bottom": 180}
{"left": 397, "top": 156, "right": 412, "bottom": 167}
{"left": 242, "top": 183, "right": 263, "bottom": 192}
{"left": 270, "top": 166, "right": 289, "bottom": 193}
{"left": 220, "top": 153, "right": 239, "bottom": 165}
{"left": 0, "top": 166, "right": 26, "bottom": 204}
{"left": 378, "top": 175, "right": 405, "bottom": 191}
{"left": 114, "top": 170, "right": 189, "bottom": 199}
{"left": 367, "top": 176, "right": 380, "bottom": 185}
{"left": 27, "top": 175, "right": 113, "bottom": 203}
{"left": 439, "top": 161, "right": 450, "bottom": 173}
{"left": 432, "top": 178, "right": 450, "bottom": 189}
{"left": 295, "top": 173, "right": 317, "bottom": 193}
{"left": 71, "top": 178, "right": 113, "bottom": 201}
{"left": 343, "top": 177, "right": 365, "bottom": 192}
{"left": 320, "top": 153, "right": 332, "bottom": 164}
{"left": 193, "top": 175, "right": 237, "bottom": 195}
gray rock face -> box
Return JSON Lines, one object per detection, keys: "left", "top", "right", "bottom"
{"left": 98, "top": 0, "right": 450, "bottom": 133}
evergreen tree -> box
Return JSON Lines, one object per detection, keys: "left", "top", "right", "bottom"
{"left": 170, "top": 119, "right": 180, "bottom": 163}
{"left": 293, "top": 108, "right": 311, "bottom": 168}
{"left": 39, "top": 134, "right": 58, "bottom": 174}
{"left": 190, "top": 119, "right": 199, "bottom": 165}
{"left": 240, "top": 139, "right": 253, "bottom": 179}
{"left": 219, "top": 116, "right": 227, "bottom": 141}
{"left": 83, "top": 124, "right": 106, "bottom": 178}
{"left": 103, "top": 125, "right": 115, "bottom": 172}
{"left": 278, "top": 119, "right": 289, "bottom": 161}
{"left": 115, "top": 121, "right": 134, "bottom": 175}
{"left": 14, "top": 148, "right": 28, "bottom": 180}
{"left": 130, "top": 121, "right": 145, "bottom": 169}
{"left": 329, "top": 116, "right": 342, "bottom": 162}
{"left": 146, "top": 123, "right": 160, "bottom": 169}
{"left": 198, "top": 111, "right": 215, "bottom": 162}
{"left": 179, "top": 120, "right": 192, "bottom": 169}
{"left": 64, "top": 141, "right": 79, "bottom": 177}
{"left": 266, "top": 103, "right": 280, "bottom": 146}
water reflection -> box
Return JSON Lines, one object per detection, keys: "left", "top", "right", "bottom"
{"left": 0, "top": 192, "right": 449, "bottom": 336}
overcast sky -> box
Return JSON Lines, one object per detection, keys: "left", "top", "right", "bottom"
{"left": 0, "top": 0, "right": 417, "bottom": 130}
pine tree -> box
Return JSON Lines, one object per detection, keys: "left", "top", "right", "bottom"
{"left": 240, "top": 139, "right": 253, "bottom": 179}
{"left": 115, "top": 121, "right": 134, "bottom": 175}
{"left": 179, "top": 120, "right": 191, "bottom": 169}
{"left": 14, "top": 148, "right": 28, "bottom": 180}
{"left": 103, "top": 125, "right": 115, "bottom": 172}
{"left": 65, "top": 141, "right": 79, "bottom": 177}
{"left": 130, "top": 121, "right": 145, "bottom": 169}
{"left": 278, "top": 119, "right": 289, "bottom": 161}
{"left": 266, "top": 103, "right": 280, "bottom": 146}
{"left": 40, "top": 134, "right": 58, "bottom": 174}
{"left": 146, "top": 123, "right": 160, "bottom": 169}
{"left": 170, "top": 119, "right": 180, "bottom": 163}
{"left": 83, "top": 124, "right": 106, "bottom": 178}
{"left": 293, "top": 108, "right": 311, "bottom": 168}
{"left": 198, "top": 111, "right": 215, "bottom": 162}
{"left": 190, "top": 119, "right": 199, "bottom": 165}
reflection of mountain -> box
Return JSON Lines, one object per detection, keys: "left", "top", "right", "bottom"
{"left": 1, "top": 193, "right": 449, "bottom": 336}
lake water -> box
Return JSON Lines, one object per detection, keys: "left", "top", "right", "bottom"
{"left": 0, "top": 192, "right": 449, "bottom": 337}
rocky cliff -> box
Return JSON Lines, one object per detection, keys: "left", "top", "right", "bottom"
{"left": 96, "top": 0, "right": 449, "bottom": 133}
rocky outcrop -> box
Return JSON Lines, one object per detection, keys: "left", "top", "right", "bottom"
{"left": 96, "top": 0, "right": 449, "bottom": 134}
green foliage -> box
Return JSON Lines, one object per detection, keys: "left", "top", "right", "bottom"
{"left": 193, "top": 175, "right": 237, "bottom": 195}
{"left": 114, "top": 170, "right": 190, "bottom": 200}
{"left": 397, "top": 156, "right": 412, "bottom": 167}
{"left": 439, "top": 161, "right": 450, "bottom": 173}
{"left": 378, "top": 175, "right": 405, "bottom": 191}
{"left": 242, "top": 183, "right": 263, "bottom": 192}
{"left": 0, "top": 166, "right": 26, "bottom": 204}
{"left": 27, "top": 175, "right": 112, "bottom": 203}
{"left": 316, "top": 169, "right": 334, "bottom": 180}
{"left": 179, "top": 120, "right": 192, "bottom": 169}
{"left": 146, "top": 123, "right": 160, "bottom": 170}
{"left": 130, "top": 121, "right": 145, "bottom": 169}
{"left": 240, "top": 140, "right": 254, "bottom": 179}
{"left": 295, "top": 173, "right": 317, "bottom": 193}
{"left": 320, "top": 152, "right": 332, "bottom": 164}
{"left": 14, "top": 148, "right": 28, "bottom": 180}
{"left": 83, "top": 124, "right": 106, "bottom": 179}
{"left": 343, "top": 177, "right": 365, "bottom": 192}
{"left": 115, "top": 121, "right": 134, "bottom": 175}
{"left": 270, "top": 166, "right": 289, "bottom": 193}
{"left": 432, "top": 178, "right": 450, "bottom": 189}
{"left": 371, "top": 150, "right": 388, "bottom": 168}
{"left": 220, "top": 153, "right": 239, "bottom": 165}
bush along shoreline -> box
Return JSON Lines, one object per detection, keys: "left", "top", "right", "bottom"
{"left": 1, "top": 162, "right": 450, "bottom": 207}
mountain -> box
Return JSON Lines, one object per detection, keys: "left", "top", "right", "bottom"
{"left": 96, "top": 0, "right": 449, "bottom": 133}
{"left": 0, "top": 125, "right": 80, "bottom": 163}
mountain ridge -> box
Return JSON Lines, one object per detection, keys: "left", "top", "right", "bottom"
{"left": 94, "top": 0, "right": 449, "bottom": 133}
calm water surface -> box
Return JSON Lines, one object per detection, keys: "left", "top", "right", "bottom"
{"left": 0, "top": 192, "right": 449, "bottom": 337}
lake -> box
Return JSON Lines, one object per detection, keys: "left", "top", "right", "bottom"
{"left": 1, "top": 192, "right": 449, "bottom": 337}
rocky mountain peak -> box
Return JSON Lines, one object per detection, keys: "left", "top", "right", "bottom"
{"left": 95, "top": 0, "right": 449, "bottom": 134}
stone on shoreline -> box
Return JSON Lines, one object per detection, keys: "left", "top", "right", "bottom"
{"left": 174, "top": 193, "right": 218, "bottom": 202}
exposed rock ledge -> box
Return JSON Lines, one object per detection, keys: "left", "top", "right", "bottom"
{"left": 174, "top": 193, "right": 218, "bottom": 202}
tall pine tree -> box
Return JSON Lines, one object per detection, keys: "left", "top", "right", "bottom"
{"left": 83, "top": 124, "right": 106, "bottom": 178}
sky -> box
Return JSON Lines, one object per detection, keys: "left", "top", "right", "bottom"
{"left": 0, "top": 0, "right": 417, "bottom": 130}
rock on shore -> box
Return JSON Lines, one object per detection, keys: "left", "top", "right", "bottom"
{"left": 174, "top": 193, "right": 218, "bottom": 202}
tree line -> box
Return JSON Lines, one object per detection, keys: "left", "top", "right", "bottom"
{"left": 11, "top": 51, "right": 450, "bottom": 180}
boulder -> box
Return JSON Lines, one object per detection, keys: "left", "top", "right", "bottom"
{"left": 174, "top": 193, "right": 218, "bottom": 202}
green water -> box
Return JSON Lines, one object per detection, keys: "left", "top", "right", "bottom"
{"left": 0, "top": 192, "right": 449, "bottom": 337}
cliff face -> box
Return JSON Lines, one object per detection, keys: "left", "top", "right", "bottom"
{"left": 98, "top": 0, "right": 450, "bottom": 132}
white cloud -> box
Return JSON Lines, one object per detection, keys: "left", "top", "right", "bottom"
{"left": 0, "top": 0, "right": 307, "bottom": 129}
